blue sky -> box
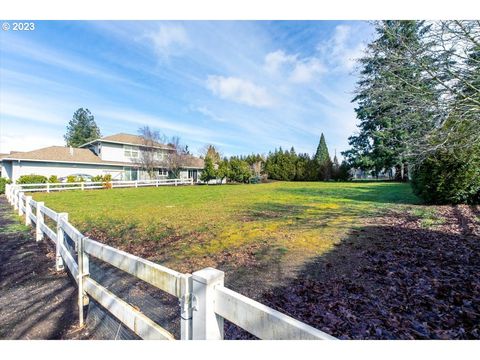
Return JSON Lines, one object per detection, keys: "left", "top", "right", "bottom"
{"left": 0, "top": 21, "right": 374, "bottom": 158}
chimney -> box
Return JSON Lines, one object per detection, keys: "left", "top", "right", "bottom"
{"left": 69, "top": 146, "right": 74, "bottom": 156}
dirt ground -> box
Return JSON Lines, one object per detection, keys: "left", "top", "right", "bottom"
{"left": 228, "top": 205, "right": 480, "bottom": 339}
{"left": 0, "top": 197, "right": 83, "bottom": 339}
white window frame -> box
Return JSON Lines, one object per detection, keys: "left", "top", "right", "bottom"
{"left": 124, "top": 145, "right": 139, "bottom": 159}
{"left": 158, "top": 168, "right": 168, "bottom": 177}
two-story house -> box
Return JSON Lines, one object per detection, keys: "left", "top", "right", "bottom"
{"left": 0, "top": 133, "right": 204, "bottom": 182}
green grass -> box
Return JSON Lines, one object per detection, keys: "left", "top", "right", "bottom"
{"left": 409, "top": 207, "right": 446, "bottom": 229}
{"left": 32, "top": 181, "right": 420, "bottom": 272}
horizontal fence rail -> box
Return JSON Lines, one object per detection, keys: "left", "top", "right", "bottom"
{"left": 3, "top": 183, "right": 336, "bottom": 340}
{"left": 10, "top": 178, "right": 194, "bottom": 193}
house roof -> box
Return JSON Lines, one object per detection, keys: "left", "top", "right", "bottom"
{"left": 1, "top": 146, "right": 105, "bottom": 164}
{"left": 81, "top": 133, "right": 175, "bottom": 150}
{"left": 1, "top": 145, "right": 204, "bottom": 169}
{"left": 181, "top": 155, "right": 205, "bottom": 168}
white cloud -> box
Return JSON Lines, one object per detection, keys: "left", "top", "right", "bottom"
{"left": 264, "top": 50, "right": 326, "bottom": 83}
{"left": 146, "top": 24, "right": 190, "bottom": 57}
{"left": 317, "top": 24, "right": 367, "bottom": 72}
{"left": 289, "top": 58, "right": 326, "bottom": 83}
{"left": 264, "top": 50, "right": 297, "bottom": 74}
{"left": 206, "top": 76, "right": 274, "bottom": 108}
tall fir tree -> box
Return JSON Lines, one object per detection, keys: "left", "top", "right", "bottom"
{"left": 344, "top": 21, "right": 437, "bottom": 180}
{"left": 314, "top": 133, "right": 333, "bottom": 181}
{"left": 64, "top": 108, "right": 101, "bottom": 147}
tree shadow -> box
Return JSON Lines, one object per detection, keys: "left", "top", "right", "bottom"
{"left": 226, "top": 213, "right": 480, "bottom": 339}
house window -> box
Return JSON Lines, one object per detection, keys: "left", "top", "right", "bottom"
{"left": 124, "top": 145, "right": 139, "bottom": 158}
{"left": 158, "top": 169, "right": 168, "bottom": 177}
{"left": 154, "top": 151, "right": 164, "bottom": 161}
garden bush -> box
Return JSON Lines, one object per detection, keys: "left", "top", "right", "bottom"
{"left": 0, "top": 177, "right": 12, "bottom": 194}
{"left": 411, "top": 148, "right": 480, "bottom": 204}
{"left": 66, "top": 175, "right": 76, "bottom": 183}
{"left": 48, "top": 175, "right": 59, "bottom": 183}
{"left": 16, "top": 174, "right": 48, "bottom": 184}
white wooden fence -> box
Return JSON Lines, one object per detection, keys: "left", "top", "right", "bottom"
{"left": 12, "top": 178, "right": 194, "bottom": 193}
{"left": 4, "top": 184, "right": 335, "bottom": 340}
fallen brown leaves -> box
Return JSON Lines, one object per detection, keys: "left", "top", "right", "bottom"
{"left": 227, "top": 205, "right": 480, "bottom": 340}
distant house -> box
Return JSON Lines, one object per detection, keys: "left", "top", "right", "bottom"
{"left": 0, "top": 133, "right": 204, "bottom": 182}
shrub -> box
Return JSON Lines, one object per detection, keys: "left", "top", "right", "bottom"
{"left": 102, "top": 174, "right": 112, "bottom": 189}
{"left": 411, "top": 148, "right": 480, "bottom": 204}
{"left": 17, "top": 174, "right": 48, "bottom": 184}
{"left": 66, "top": 175, "right": 76, "bottom": 183}
{"left": 91, "top": 175, "right": 103, "bottom": 182}
{"left": 48, "top": 175, "right": 59, "bottom": 183}
{"left": 249, "top": 176, "right": 260, "bottom": 184}
{"left": 0, "top": 178, "right": 12, "bottom": 194}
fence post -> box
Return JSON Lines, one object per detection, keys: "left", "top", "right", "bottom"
{"left": 156, "top": 180, "right": 159, "bottom": 187}
{"left": 77, "top": 236, "right": 90, "bottom": 326}
{"left": 175, "top": 179, "right": 177, "bottom": 186}
{"left": 81, "top": 182, "right": 85, "bottom": 191}
{"left": 12, "top": 189, "right": 19, "bottom": 210}
{"left": 36, "top": 202, "right": 45, "bottom": 241}
{"left": 191, "top": 267, "right": 225, "bottom": 340}
{"left": 25, "top": 196, "right": 32, "bottom": 226}
{"left": 191, "top": 178, "right": 194, "bottom": 185}
{"left": 180, "top": 274, "right": 193, "bottom": 340}
{"left": 56, "top": 213, "right": 68, "bottom": 271}
{"left": 135, "top": 181, "right": 138, "bottom": 188}
{"left": 47, "top": 183, "right": 50, "bottom": 193}
{"left": 18, "top": 192, "right": 24, "bottom": 216}
{"left": 5, "top": 184, "right": 10, "bottom": 203}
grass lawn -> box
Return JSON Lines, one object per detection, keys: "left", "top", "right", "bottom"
{"left": 33, "top": 181, "right": 420, "bottom": 287}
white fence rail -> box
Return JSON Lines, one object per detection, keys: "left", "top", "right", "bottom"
{"left": 11, "top": 178, "right": 194, "bottom": 193}
{"left": 3, "top": 183, "right": 335, "bottom": 340}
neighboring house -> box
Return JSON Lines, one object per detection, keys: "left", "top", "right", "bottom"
{"left": 0, "top": 133, "right": 204, "bottom": 182}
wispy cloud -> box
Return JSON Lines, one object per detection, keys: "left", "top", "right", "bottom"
{"left": 264, "top": 50, "right": 297, "bottom": 74}
{"left": 206, "top": 75, "right": 275, "bottom": 108}
{"left": 145, "top": 24, "right": 190, "bottom": 59}
{"left": 264, "top": 50, "right": 326, "bottom": 84}
{"left": 289, "top": 58, "right": 326, "bottom": 83}
{"left": 317, "top": 24, "right": 367, "bottom": 72}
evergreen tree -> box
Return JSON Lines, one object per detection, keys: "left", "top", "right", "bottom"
{"left": 64, "top": 108, "right": 101, "bottom": 147}
{"left": 200, "top": 157, "right": 217, "bottom": 183}
{"left": 314, "top": 133, "right": 333, "bottom": 181}
{"left": 344, "top": 21, "right": 437, "bottom": 180}
{"left": 331, "top": 150, "right": 340, "bottom": 181}
{"left": 228, "top": 157, "right": 252, "bottom": 183}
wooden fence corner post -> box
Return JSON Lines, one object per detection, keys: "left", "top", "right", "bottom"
{"left": 191, "top": 267, "right": 225, "bottom": 340}
{"left": 25, "top": 196, "right": 32, "bottom": 226}
{"left": 56, "top": 213, "right": 68, "bottom": 271}
{"left": 77, "top": 236, "right": 90, "bottom": 327}
{"left": 36, "top": 202, "right": 45, "bottom": 241}
{"left": 47, "top": 183, "right": 50, "bottom": 193}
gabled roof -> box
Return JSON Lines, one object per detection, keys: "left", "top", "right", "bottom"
{"left": 81, "top": 133, "right": 175, "bottom": 150}
{"left": 1, "top": 146, "right": 104, "bottom": 164}
{"left": 1, "top": 145, "right": 205, "bottom": 169}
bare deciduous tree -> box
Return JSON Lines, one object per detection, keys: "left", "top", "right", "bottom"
{"left": 137, "top": 126, "right": 162, "bottom": 179}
